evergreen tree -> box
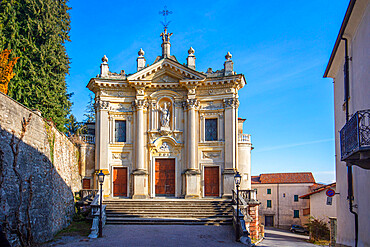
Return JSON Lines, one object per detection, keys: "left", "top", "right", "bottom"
{"left": 0, "top": 0, "right": 72, "bottom": 132}
{"left": 83, "top": 93, "right": 95, "bottom": 123}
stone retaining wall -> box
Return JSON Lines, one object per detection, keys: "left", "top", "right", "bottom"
{"left": 0, "top": 92, "right": 82, "bottom": 245}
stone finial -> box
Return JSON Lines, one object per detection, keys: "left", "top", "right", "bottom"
{"left": 138, "top": 48, "right": 145, "bottom": 56}
{"left": 100, "top": 55, "right": 109, "bottom": 77}
{"left": 188, "top": 47, "right": 195, "bottom": 55}
{"left": 137, "top": 48, "right": 146, "bottom": 71}
{"left": 187, "top": 47, "right": 196, "bottom": 70}
{"left": 224, "top": 51, "right": 234, "bottom": 76}
{"left": 225, "top": 51, "right": 232, "bottom": 60}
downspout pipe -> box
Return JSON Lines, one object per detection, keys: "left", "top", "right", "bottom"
{"left": 342, "top": 36, "right": 359, "bottom": 247}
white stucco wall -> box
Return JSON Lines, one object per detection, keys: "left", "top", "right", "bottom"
{"left": 329, "top": 2, "right": 370, "bottom": 246}
{"left": 309, "top": 188, "right": 337, "bottom": 223}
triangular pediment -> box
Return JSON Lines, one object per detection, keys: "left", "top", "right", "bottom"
{"left": 127, "top": 58, "right": 206, "bottom": 82}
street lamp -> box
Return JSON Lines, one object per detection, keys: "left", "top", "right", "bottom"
{"left": 97, "top": 170, "right": 105, "bottom": 238}
{"left": 234, "top": 171, "right": 241, "bottom": 241}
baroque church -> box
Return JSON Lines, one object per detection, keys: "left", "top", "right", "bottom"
{"left": 86, "top": 28, "right": 252, "bottom": 199}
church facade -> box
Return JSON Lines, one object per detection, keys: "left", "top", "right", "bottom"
{"left": 87, "top": 29, "right": 252, "bottom": 199}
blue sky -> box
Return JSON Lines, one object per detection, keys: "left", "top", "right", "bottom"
{"left": 66, "top": 0, "right": 350, "bottom": 184}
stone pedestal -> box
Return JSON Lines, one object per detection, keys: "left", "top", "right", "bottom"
{"left": 184, "top": 169, "right": 200, "bottom": 199}
{"left": 132, "top": 170, "right": 148, "bottom": 199}
{"left": 223, "top": 169, "right": 236, "bottom": 197}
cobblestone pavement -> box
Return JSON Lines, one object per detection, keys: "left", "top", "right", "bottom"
{"left": 46, "top": 225, "right": 245, "bottom": 247}
{"left": 258, "top": 227, "right": 322, "bottom": 247}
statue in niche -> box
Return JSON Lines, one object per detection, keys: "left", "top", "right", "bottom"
{"left": 160, "top": 102, "right": 171, "bottom": 128}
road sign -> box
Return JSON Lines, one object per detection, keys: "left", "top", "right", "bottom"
{"left": 327, "top": 197, "right": 333, "bottom": 205}
{"left": 326, "top": 189, "right": 335, "bottom": 197}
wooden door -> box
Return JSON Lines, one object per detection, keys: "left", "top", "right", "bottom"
{"left": 155, "top": 159, "right": 175, "bottom": 195}
{"left": 113, "top": 167, "right": 127, "bottom": 197}
{"left": 82, "top": 179, "right": 90, "bottom": 189}
{"left": 265, "top": 215, "right": 274, "bottom": 227}
{"left": 204, "top": 167, "right": 219, "bottom": 197}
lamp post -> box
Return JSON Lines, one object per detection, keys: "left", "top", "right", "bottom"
{"left": 97, "top": 170, "right": 105, "bottom": 238}
{"left": 234, "top": 171, "right": 241, "bottom": 241}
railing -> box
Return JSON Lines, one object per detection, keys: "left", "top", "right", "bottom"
{"left": 238, "top": 134, "right": 251, "bottom": 143}
{"left": 80, "top": 189, "right": 99, "bottom": 200}
{"left": 80, "top": 134, "right": 95, "bottom": 144}
{"left": 232, "top": 189, "right": 258, "bottom": 204}
{"left": 88, "top": 192, "right": 106, "bottom": 239}
{"left": 232, "top": 189, "right": 257, "bottom": 246}
{"left": 340, "top": 109, "right": 370, "bottom": 161}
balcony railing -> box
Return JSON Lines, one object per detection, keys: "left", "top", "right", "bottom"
{"left": 340, "top": 109, "right": 370, "bottom": 169}
{"left": 80, "top": 134, "right": 95, "bottom": 144}
{"left": 238, "top": 134, "right": 251, "bottom": 143}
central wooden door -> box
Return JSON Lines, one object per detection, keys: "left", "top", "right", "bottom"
{"left": 204, "top": 166, "right": 219, "bottom": 197}
{"left": 113, "top": 167, "right": 127, "bottom": 197}
{"left": 155, "top": 158, "right": 175, "bottom": 196}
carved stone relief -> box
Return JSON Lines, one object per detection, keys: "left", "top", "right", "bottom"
{"left": 202, "top": 151, "right": 222, "bottom": 160}
{"left": 112, "top": 153, "right": 129, "bottom": 160}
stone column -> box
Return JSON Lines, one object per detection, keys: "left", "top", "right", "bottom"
{"left": 223, "top": 98, "right": 239, "bottom": 197}
{"left": 132, "top": 98, "right": 148, "bottom": 198}
{"left": 95, "top": 99, "right": 110, "bottom": 195}
{"left": 184, "top": 98, "right": 200, "bottom": 198}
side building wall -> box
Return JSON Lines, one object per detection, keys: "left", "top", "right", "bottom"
{"left": 0, "top": 92, "right": 82, "bottom": 245}
{"left": 253, "top": 183, "right": 312, "bottom": 229}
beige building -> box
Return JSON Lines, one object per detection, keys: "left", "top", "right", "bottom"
{"left": 85, "top": 28, "right": 252, "bottom": 199}
{"left": 300, "top": 183, "right": 337, "bottom": 223}
{"left": 251, "top": 173, "right": 315, "bottom": 229}
{"left": 323, "top": 0, "right": 370, "bottom": 246}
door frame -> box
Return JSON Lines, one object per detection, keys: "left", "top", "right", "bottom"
{"left": 150, "top": 156, "right": 178, "bottom": 198}
{"left": 110, "top": 165, "right": 130, "bottom": 198}
{"left": 201, "top": 164, "right": 222, "bottom": 198}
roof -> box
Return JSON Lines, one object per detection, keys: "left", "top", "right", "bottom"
{"left": 323, "top": 0, "right": 356, "bottom": 77}
{"left": 251, "top": 172, "right": 315, "bottom": 184}
{"left": 300, "top": 182, "right": 336, "bottom": 199}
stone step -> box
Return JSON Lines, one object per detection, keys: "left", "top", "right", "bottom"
{"left": 104, "top": 200, "right": 233, "bottom": 226}
{"left": 106, "top": 217, "right": 232, "bottom": 225}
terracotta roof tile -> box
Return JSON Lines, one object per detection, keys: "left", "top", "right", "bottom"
{"left": 300, "top": 182, "right": 336, "bottom": 199}
{"left": 251, "top": 172, "right": 315, "bottom": 184}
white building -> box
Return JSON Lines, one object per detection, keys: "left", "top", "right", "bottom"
{"left": 86, "top": 28, "right": 253, "bottom": 199}
{"left": 323, "top": 0, "right": 370, "bottom": 246}
{"left": 300, "top": 183, "right": 337, "bottom": 223}
{"left": 251, "top": 172, "right": 315, "bottom": 229}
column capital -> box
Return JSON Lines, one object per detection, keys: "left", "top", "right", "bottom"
{"left": 223, "top": 98, "right": 239, "bottom": 109}
{"left": 95, "top": 99, "right": 110, "bottom": 111}
{"left": 133, "top": 99, "right": 148, "bottom": 110}
{"left": 186, "top": 99, "right": 199, "bottom": 110}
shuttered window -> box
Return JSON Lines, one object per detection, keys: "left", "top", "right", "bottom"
{"left": 267, "top": 200, "right": 272, "bottom": 208}
{"left": 294, "top": 210, "right": 299, "bottom": 218}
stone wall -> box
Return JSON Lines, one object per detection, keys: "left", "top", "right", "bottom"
{"left": 0, "top": 92, "right": 82, "bottom": 245}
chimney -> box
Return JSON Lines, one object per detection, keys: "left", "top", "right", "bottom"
{"left": 187, "top": 47, "right": 196, "bottom": 70}
{"left": 224, "top": 52, "right": 234, "bottom": 76}
{"left": 137, "top": 48, "right": 146, "bottom": 71}
{"left": 100, "top": 55, "right": 109, "bottom": 77}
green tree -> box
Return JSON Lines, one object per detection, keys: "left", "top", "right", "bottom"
{"left": 0, "top": 0, "right": 72, "bottom": 131}
{"left": 83, "top": 93, "right": 95, "bottom": 123}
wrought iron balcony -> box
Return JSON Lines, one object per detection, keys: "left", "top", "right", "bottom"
{"left": 340, "top": 109, "right": 370, "bottom": 169}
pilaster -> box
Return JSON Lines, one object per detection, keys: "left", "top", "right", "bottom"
{"left": 223, "top": 98, "right": 239, "bottom": 196}
{"left": 185, "top": 98, "right": 200, "bottom": 198}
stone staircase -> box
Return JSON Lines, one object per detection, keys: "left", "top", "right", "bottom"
{"left": 104, "top": 199, "right": 233, "bottom": 225}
